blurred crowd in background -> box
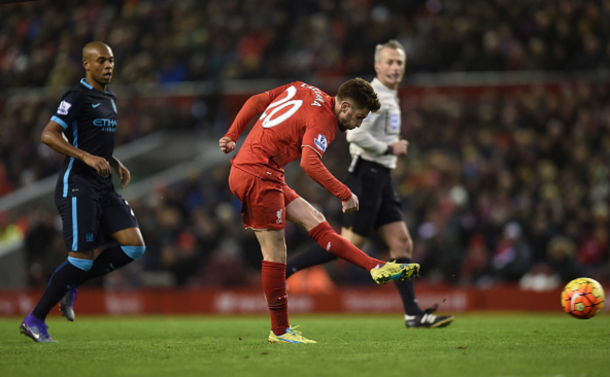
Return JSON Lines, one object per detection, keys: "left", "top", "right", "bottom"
{"left": 1, "top": 0, "right": 609, "bottom": 290}
{"left": 2, "top": 0, "right": 610, "bottom": 88}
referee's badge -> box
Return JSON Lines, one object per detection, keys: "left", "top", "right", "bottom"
{"left": 391, "top": 113, "right": 400, "bottom": 130}
{"left": 314, "top": 134, "right": 328, "bottom": 152}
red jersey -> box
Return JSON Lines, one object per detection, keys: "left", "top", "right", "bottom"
{"left": 226, "top": 81, "right": 351, "bottom": 201}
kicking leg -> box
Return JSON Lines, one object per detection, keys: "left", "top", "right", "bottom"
{"left": 287, "top": 198, "right": 381, "bottom": 270}
{"left": 286, "top": 198, "right": 418, "bottom": 283}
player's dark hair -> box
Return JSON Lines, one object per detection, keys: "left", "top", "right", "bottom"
{"left": 337, "top": 78, "right": 381, "bottom": 113}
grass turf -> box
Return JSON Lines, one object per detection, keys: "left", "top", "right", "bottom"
{"left": 0, "top": 313, "right": 608, "bottom": 377}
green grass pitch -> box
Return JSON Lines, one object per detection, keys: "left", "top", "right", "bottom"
{"left": 1, "top": 313, "right": 608, "bottom": 377}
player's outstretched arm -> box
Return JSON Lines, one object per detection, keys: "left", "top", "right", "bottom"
{"left": 218, "top": 136, "right": 236, "bottom": 154}
{"left": 224, "top": 93, "right": 273, "bottom": 143}
{"left": 41, "top": 120, "right": 111, "bottom": 176}
{"left": 110, "top": 156, "right": 130, "bottom": 189}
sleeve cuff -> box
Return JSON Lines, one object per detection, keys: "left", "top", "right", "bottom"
{"left": 51, "top": 115, "right": 69, "bottom": 129}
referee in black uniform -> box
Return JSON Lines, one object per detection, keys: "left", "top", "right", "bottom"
{"left": 20, "top": 42, "right": 146, "bottom": 342}
{"left": 287, "top": 40, "right": 454, "bottom": 328}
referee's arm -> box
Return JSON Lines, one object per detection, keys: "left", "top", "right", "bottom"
{"left": 345, "top": 114, "right": 388, "bottom": 155}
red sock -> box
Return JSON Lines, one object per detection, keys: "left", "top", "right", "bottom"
{"left": 262, "top": 260, "right": 290, "bottom": 336}
{"left": 308, "top": 222, "right": 384, "bottom": 271}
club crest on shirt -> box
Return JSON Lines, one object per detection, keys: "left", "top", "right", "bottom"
{"left": 57, "top": 101, "right": 72, "bottom": 115}
{"left": 314, "top": 134, "right": 328, "bottom": 152}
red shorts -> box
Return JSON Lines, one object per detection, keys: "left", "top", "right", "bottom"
{"left": 229, "top": 166, "right": 300, "bottom": 230}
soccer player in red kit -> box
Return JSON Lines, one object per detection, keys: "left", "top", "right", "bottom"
{"left": 219, "top": 78, "right": 420, "bottom": 344}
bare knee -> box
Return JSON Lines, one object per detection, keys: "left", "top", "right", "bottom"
{"left": 298, "top": 209, "right": 326, "bottom": 232}
{"left": 388, "top": 234, "right": 413, "bottom": 259}
{"left": 255, "top": 230, "right": 287, "bottom": 263}
{"left": 341, "top": 228, "right": 367, "bottom": 249}
{"left": 380, "top": 222, "right": 414, "bottom": 259}
{"left": 307, "top": 210, "right": 326, "bottom": 229}
{"left": 286, "top": 198, "right": 327, "bottom": 231}
{"left": 112, "top": 227, "right": 145, "bottom": 247}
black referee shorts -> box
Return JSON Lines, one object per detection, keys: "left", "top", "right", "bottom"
{"left": 341, "top": 158, "right": 403, "bottom": 237}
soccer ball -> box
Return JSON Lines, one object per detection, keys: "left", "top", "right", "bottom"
{"left": 561, "top": 277, "right": 605, "bottom": 319}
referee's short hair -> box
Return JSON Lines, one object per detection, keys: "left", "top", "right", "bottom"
{"left": 374, "top": 40, "right": 406, "bottom": 63}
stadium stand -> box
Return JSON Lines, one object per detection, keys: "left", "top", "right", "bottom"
{"left": 1, "top": 0, "right": 609, "bottom": 290}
